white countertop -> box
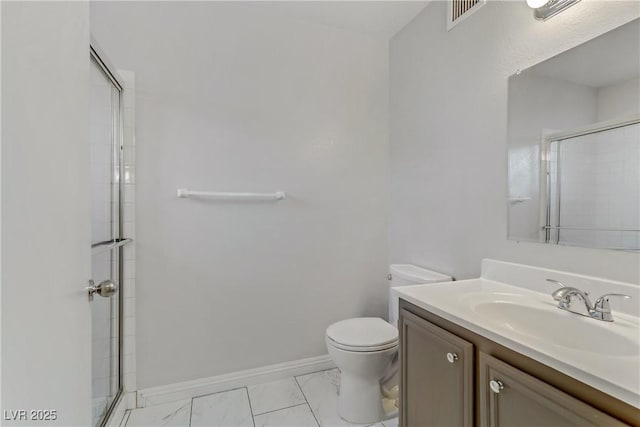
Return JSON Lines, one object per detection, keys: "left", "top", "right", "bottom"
{"left": 394, "top": 278, "right": 640, "bottom": 408}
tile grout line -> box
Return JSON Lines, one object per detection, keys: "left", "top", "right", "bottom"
{"left": 188, "top": 397, "right": 194, "bottom": 427}
{"left": 292, "top": 375, "right": 309, "bottom": 405}
{"left": 128, "top": 369, "right": 345, "bottom": 427}
{"left": 252, "top": 402, "right": 309, "bottom": 417}
{"left": 191, "top": 385, "right": 248, "bottom": 401}
{"left": 244, "top": 387, "right": 257, "bottom": 427}
{"left": 300, "top": 367, "right": 336, "bottom": 376}
{"left": 294, "top": 375, "right": 321, "bottom": 427}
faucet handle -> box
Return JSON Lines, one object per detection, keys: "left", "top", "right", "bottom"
{"left": 546, "top": 279, "right": 567, "bottom": 301}
{"left": 547, "top": 279, "right": 591, "bottom": 302}
{"left": 594, "top": 293, "right": 631, "bottom": 307}
{"left": 546, "top": 278, "right": 566, "bottom": 288}
{"left": 593, "top": 294, "right": 631, "bottom": 322}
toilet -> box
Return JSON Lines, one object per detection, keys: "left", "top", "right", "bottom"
{"left": 325, "top": 264, "right": 452, "bottom": 424}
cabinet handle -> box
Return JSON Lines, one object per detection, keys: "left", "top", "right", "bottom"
{"left": 489, "top": 380, "right": 504, "bottom": 394}
{"left": 446, "top": 352, "right": 459, "bottom": 363}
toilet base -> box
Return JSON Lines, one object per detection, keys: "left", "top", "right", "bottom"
{"left": 338, "top": 372, "right": 394, "bottom": 424}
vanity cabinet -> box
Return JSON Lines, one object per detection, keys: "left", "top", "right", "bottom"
{"left": 479, "top": 352, "right": 626, "bottom": 427}
{"left": 399, "top": 302, "right": 638, "bottom": 427}
{"left": 400, "top": 310, "right": 473, "bottom": 427}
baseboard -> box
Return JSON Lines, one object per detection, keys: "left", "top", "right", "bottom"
{"left": 136, "top": 354, "right": 335, "bottom": 408}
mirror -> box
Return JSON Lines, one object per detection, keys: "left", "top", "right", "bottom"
{"left": 507, "top": 19, "right": 640, "bottom": 251}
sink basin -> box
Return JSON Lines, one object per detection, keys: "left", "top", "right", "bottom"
{"left": 471, "top": 299, "right": 639, "bottom": 357}
{"left": 393, "top": 272, "right": 640, "bottom": 408}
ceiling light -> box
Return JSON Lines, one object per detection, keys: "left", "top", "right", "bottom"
{"left": 526, "top": 0, "right": 549, "bottom": 9}
{"left": 527, "top": 0, "right": 581, "bottom": 21}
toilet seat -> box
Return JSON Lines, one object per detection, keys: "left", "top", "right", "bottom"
{"left": 326, "top": 317, "right": 398, "bottom": 353}
{"left": 327, "top": 337, "right": 398, "bottom": 352}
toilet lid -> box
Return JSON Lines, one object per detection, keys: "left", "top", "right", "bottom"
{"left": 326, "top": 317, "right": 398, "bottom": 349}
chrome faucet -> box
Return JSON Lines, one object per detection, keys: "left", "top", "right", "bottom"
{"left": 547, "top": 279, "right": 593, "bottom": 316}
{"left": 546, "top": 279, "right": 630, "bottom": 322}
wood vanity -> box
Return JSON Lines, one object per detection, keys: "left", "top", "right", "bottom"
{"left": 399, "top": 299, "right": 640, "bottom": 427}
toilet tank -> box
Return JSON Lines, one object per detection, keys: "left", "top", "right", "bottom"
{"left": 388, "top": 264, "right": 452, "bottom": 327}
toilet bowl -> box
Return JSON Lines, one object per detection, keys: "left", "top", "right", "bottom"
{"left": 326, "top": 317, "right": 399, "bottom": 424}
{"left": 326, "top": 264, "right": 452, "bottom": 424}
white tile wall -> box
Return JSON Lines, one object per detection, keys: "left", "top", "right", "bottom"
{"left": 92, "top": 68, "right": 138, "bottom": 425}
{"left": 556, "top": 122, "right": 640, "bottom": 249}
{"left": 90, "top": 62, "right": 117, "bottom": 244}
{"left": 120, "top": 69, "right": 138, "bottom": 407}
{"left": 91, "top": 57, "right": 123, "bottom": 425}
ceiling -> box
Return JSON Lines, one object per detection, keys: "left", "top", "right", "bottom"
{"left": 253, "top": 1, "right": 430, "bottom": 39}
{"left": 528, "top": 19, "right": 639, "bottom": 88}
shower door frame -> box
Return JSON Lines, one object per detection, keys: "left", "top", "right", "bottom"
{"left": 90, "top": 41, "right": 126, "bottom": 427}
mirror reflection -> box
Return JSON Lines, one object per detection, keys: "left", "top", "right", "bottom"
{"left": 507, "top": 19, "right": 640, "bottom": 251}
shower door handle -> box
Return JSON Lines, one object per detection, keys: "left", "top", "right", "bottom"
{"left": 87, "top": 279, "right": 118, "bottom": 301}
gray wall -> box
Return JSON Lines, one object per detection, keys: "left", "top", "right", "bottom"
{"left": 389, "top": 1, "right": 640, "bottom": 283}
{"left": 90, "top": 2, "right": 389, "bottom": 389}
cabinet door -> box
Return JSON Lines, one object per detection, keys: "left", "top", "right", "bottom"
{"left": 399, "top": 309, "right": 473, "bottom": 427}
{"left": 479, "top": 352, "right": 628, "bottom": 427}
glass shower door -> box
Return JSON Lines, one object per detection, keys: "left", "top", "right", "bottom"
{"left": 546, "top": 121, "right": 640, "bottom": 249}
{"left": 90, "top": 52, "right": 123, "bottom": 427}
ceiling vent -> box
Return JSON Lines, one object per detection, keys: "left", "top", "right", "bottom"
{"left": 447, "top": 0, "right": 486, "bottom": 31}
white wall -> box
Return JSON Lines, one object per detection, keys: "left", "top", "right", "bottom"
{"left": 90, "top": 2, "right": 389, "bottom": 389}
{"left": 1, "top": 2, "right": 92, "bottom": 425}
{"left": 508, "top": 73, "right": 597, "bottom": 241}
{"left": 390, "top": 1, "right": 640, "bottom": 283}
{"left": 597, "top": 77, "right": 640, "bottom": 121}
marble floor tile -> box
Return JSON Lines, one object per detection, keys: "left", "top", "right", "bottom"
{"left": 253, "top": 403, "right": 319, "bottom": 427}
{"left": 125, "top": 400, "right": 191, "bottom": 427}
{"left": 191, "top": 387, "right": 254, "bottom": 427}
{"left": 296, "top": 369, "right": 363, "bottom": 427}
{"left": 382, "top": 417, "right": 398, "bottom": 427}
{"left": 121, "top": 369, "right": 391, "bottom": 427}
{"left": 297, "top": 369, "right": 397, "bottom": 427}
{"left": 248, "top": 377, "right": 306, "bottom": 415}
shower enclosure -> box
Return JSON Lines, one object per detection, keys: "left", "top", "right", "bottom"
{"left": 90, "top": 46, "right": 129, "bottom": 427}
{"left": 542, "top": 119, "right": 640, "bottom": 250}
